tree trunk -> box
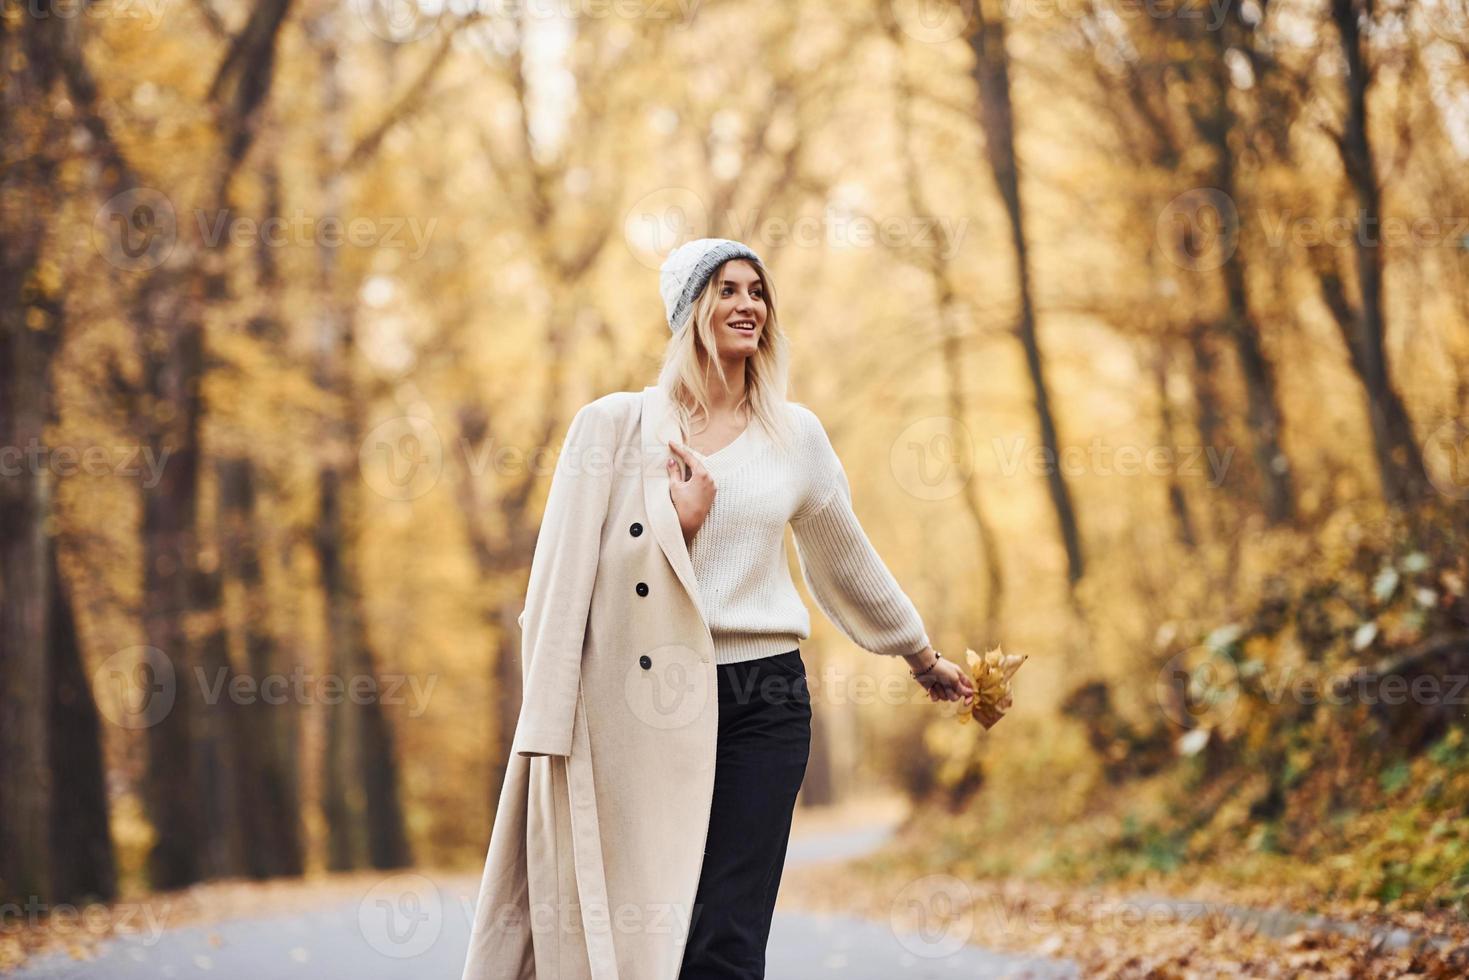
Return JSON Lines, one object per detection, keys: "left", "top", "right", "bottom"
{"left": 216, "top": 457, "right": 305, "bottom": 877}
{"left": 1187, "top": 320, "right": 1242, "bottom": 543}
{"left": 881, "top": 23, "right": 1008, "bottom": 641}
{"left": 0, "top": 0, "right": 71, "bottom": 907}
{"left": 316, "top": 440, "right": 413, "bottom": 870}
{"left": 191, "top": 524, "right": 249, "bottom": 879}
{"left": 967, "top": 0, "right": 1086, "bottom": 585}
{"left": 1153, "top": 344, "right": 1198, "bottom": 550}
{"left": 943, "top": 301, "right": 1007, "bottom": 641}
{"left": 47, "top": 539, "right": 118, "bottom": 903}
{"left": 0, "top": 267, "right": 57, "bottom": 908}
{"left": 318, "top": 468, "right": 363, "bottom": 870}
{"left": 312, "top": 12, "right": 412, "bottom": 871}
{"left": 1327, "top": 0, "right": 1428, "bottom": 507}
{"left": 1194, "top": 15, "right": 1296, "bottom": 525}
{"left": 136, "top": 279, "right": 208, "bottom": 889}
{"left": 210, "top": 155, "right": 307, "bottom": 877}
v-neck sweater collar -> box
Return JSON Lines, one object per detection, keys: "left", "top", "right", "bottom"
{"left": 688, "top": 421, "right": 759, "bottom": 469}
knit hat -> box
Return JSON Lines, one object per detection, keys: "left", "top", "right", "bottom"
{"left": 658, "top": 238, "right": 764, "bottom": 334}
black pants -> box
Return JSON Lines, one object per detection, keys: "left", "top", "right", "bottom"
{"left": 678, "top": 648, "right": 811, "bottom": 980}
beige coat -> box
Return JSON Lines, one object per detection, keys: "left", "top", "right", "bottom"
{"left": 461, "top": 384, "right": 723, "bottom": 980}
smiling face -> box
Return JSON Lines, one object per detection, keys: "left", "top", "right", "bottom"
{"left": 710, "top": 259, "right": 767, "bottom": 361}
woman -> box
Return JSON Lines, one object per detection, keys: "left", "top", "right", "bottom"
{"left": 460, "top": 238, "right": 974, "bottom": 980}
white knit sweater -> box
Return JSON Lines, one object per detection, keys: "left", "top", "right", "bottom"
{"left": 685, "top": 403, "right": 932, "bottom": 666}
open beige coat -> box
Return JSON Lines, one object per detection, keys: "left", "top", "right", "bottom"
{"left": 461, "top": 384, "right": 723, "bottom": 980}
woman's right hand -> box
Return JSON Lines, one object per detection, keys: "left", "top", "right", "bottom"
{"left": 667, "top": 440, "right": 715, "bottom": 545}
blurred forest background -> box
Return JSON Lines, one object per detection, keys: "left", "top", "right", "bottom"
{"left": 3, "top": 0, "right": 1469, "bottom": 938}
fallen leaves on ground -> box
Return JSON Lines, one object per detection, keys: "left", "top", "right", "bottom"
{"left": 776, "top": 857, "right": 1469, "bottom": 978}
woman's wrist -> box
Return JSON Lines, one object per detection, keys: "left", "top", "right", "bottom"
{"left": 681, "top": 515, "right": 703, "bottom": 545}
{"left": 903, "top": 645, "right": 938, "bottom": 674}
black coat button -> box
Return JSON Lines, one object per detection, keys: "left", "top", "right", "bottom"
{"left": 635, "top": 582, "right": 649, "bottom": 597}
{"left": 639, "top": 655, "right": 652, "bottom": 670}
{"left": 630, "top": 522, "right": 643, "bottom": 537}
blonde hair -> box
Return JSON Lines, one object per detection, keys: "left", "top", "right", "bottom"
{"left": 656, "top": 257, "right": 798, "bottom": 454}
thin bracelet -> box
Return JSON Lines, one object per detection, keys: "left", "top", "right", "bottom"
{"left": 910, "top": 650, "right": 942, "bottom": 679}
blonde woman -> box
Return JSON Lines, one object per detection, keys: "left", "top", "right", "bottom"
{"left": 460, "top": 238, "right": 973, "bottom": 980}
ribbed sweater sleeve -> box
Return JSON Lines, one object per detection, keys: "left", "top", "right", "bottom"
{"left": 790, "top": 410, "right": 932, "bottom": 658}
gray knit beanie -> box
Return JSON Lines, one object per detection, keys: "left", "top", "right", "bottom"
{"left": 659, "top": 238, "right": 764, "bottom": 334}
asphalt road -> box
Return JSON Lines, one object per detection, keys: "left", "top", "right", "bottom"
{"left": 13, "top": 824, "right": 1077, "bottom": 979}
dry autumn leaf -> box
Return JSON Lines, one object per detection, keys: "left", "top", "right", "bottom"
{"left": 955, "top": 645, "right": 1027, "bottom": 729}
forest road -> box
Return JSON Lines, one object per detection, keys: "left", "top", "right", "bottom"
{"left": 11, "top": 819, "right": 1078, "bottom": 979}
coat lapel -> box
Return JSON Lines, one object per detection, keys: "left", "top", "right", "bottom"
{"left": 639, "top": 385, "right": 709, "bottom": 646}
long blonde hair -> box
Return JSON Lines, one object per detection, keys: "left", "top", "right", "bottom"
{"left": 655, "top": 256, "right": 797, "bottom": 454}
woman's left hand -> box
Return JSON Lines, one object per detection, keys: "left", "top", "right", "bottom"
{"left": 925, "top": 660, "right": 976, "bottom": 704}
{"left": 904, "top": 652, "right": 975, "bottom": 705}
{"left": 906, "top": 651, "right": 975, "bottom": 704}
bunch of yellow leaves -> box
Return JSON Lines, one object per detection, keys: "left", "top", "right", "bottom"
{"left": 956, "top": 645, "right": 1027, "bottom": 729}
